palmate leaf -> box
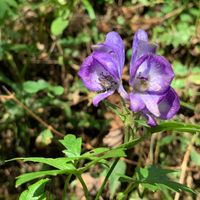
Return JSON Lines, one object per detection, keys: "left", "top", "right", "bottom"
{"left": 19, "top": 157, "right": 76, "bottom": 170}
{"left": 16, "top": 169, "right": 70, "bottom": 187}
{"left": 149, "top": 121, "right": 200, "bottom": 134}
{"left": 80, "top": 148, "right": 126, "bottom": 172}
{"left": 136, "top": 165, "right": 194, "bottom": 194}
{"left": 19, "top": 178, "right": 49, "bottom": 200}
{"left": 51, "top": 17, "right": 69, "bottom": 36}
{"left": 101, "top": 148, "right": 126, "bottom": 159}
{"left": 59, "top": 134, "right": 82, "bottom": 157}
{"left": 23, "top": 79, "right": 64, "bottom": 95}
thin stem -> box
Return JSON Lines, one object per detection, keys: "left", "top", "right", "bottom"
{"left": 62, "top": 174, "right": 72, "bottom": 200}
{"left": 121, "top": 128, "right": 150, "bottom": 198}
{"left": 76, "top": 173, "right": 90, "bottom": 200}
{"left": 124, "top": 126, "right": 130, "bottom": 143}
{"left": 1, "top": 86, "right": 64, "bottom": 137}
{"left": 124, "top": 182, "right": 138, "bottom": 198}
{"left": 95, "top": 158, "right": 120, "bottom": 200}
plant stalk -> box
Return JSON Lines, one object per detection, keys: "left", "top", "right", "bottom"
{"left": 95, "top": 158, "right": 120, "bottom": 200}
{"left": 77, "top": 173, "right": 90, "bottom": 200}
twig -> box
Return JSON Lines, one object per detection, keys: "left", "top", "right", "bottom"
{"left": 162, "top": 6, "right": 185, "bottom": 22}
{"left": 1, "top": 86, "right": 64, "bottom": 137}
{"left": 174, "top": 133, "right": 198, "bottom": 200}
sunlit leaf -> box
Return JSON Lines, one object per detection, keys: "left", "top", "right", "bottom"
{"left": 20, "top": 157, "right": 76, "bottom": 170}
{"left": 82, "top": 0, "right": 96, "bottom": 20}
{"left": 23, "top": 80, "right": 49, "bottom": 93}
{"left": 51, "top": 17, "right": 68, "bottom": 36}
{"left": 49, "top": 85, "right": 64, "bottom": 95}
{"left": 59, "top": 134, "right": 82, "bottom": 157}
{"left": 149, "top": 121, "right": 200, "bottom": 134}
{"left": 102, "top": 148, "right": 126, "bottom": 159}
{"left": 36, "top": 129, "right": 53, "bottom": 147}
{"left": 19, "top": 178, "right": 49, "bottom": 200}
{"left": 16, "top": 169, "right": 73, "bottom": 187}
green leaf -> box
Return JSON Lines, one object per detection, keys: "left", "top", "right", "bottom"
{"left": 36, "top": 129, "right": 53, "bottom": 147}
{"left": 49, "top": 85, "right": 64, "bottom": 95}
{"left": 108, "top": 160, "right": 126, "bottom": 198}
{"left": 6, "top": 0, "right": 17, "bottom": 8}
{"left": 19, "top": 178, "right": 49, "bottom": 200}
{"left": 16, "top": 169, "right": 73, "bottom": 187}
{"left": 10, "top": 44, "right": 29, "bottom": 52}
{"left": 172, "top": 79, "right": 185, "bottom": 89}
{"left": 0, "top": 0, "right": 17, "bottom": 20}
{"left": 82, "top": 147, "right": 109, "bottom": 157}
{"left": 20, "top": 157, "right": 76, "bottom": 170}
{"left": 23, "top": 80, "right": 49, "bottom": 93}
{"left": 82, "top": 0, "right": 96, "bottom": 20}
{"left": 136, "top": 165, "right": 194, "bottom": 193}
{"left": 102, "top": 148, "right": 126, "bottom": 159}
{"left": 59, "top": 134, "right": 82, "bottom": 157}
{"left": 118, "top": 175, "right": 135, "bottom": 183}
{"left": 51, "top": 17, "right": 69, "bottom": 36}
{"left": 173, "top": 61, "right": 188, "bottom": 76}
{"left": 189, "top": 74, "right": 200, "bottom": 85}
{"left": 149, "top": 121, "right": 200, "bottom": 134}
{"left": 23, "top": 79, "right": 64, "bottom": 95}
{"left": 158, "top": 134, "right": 176, "bottom": 146}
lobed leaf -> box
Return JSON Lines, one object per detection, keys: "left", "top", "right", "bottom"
{"left": 59, "top": 134, "right": 82, "bottom": 157}
{"left": 19, "top": 178, "right": 49, "bottom": 200}
{"left": 136, "top": 165, "right": 194, "bottom": 194}
{"left": 21, "top": 157, "right": 76, "bottom": 170}
{"left": 149, "top": 121, "right": 200, "bottom": 134}
{"left": 16, "top": 169, "right": 73, "bottom": 187}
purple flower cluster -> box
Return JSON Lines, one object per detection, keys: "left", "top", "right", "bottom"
{"left": 79, "top": 29, "right": 180, "bottom": 126}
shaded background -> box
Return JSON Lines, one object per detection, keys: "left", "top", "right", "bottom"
{"left": 0, "top": 0, "right": 200, "bottom": 199}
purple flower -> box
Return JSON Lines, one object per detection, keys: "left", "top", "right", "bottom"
{"left": 129, "top": 29, "right": 180, "bottom": 126}
{"left": 79, "top": 32, "right": 128, "bottom": 106}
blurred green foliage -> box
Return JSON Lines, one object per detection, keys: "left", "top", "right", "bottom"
{"left": 0, "top": 0, "right": 200, "bottom": 199}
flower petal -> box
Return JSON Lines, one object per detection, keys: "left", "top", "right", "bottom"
{"left": 142, "top": 111, "right": 157, "bottom": 127}
{"left": 118, "top": 84, "right": 129, "bottom": 100}
{"left": 92, "top": 52, "right": 120, "bottom": 80}
{"left": 104, "top": 32, "right": 125, "bottom": 75}
{"left": 130, "top": 54, "right": 174, "bottom": 94}
{"left": 93, "top": 90, "right": 115, "bottom": 106}
{"left": 139, "top": 93, "right": 160, "bottom": 117}
{"left": 130, "top": 29, "right": 157, "bottom": 75}
{"left": 78, "top": 54, "right": 116, "bottom": 92}
{"left": 129, "top": 93, "right": 145, "bottom": 112}
{"left": 158, "top": 87, "right": 180, "bottom": 119}
{"left": 147, "top": 55, "right": 174, "bottom": 94}
{"left": 92, "top": 31, "right": 125, "bottom": 76}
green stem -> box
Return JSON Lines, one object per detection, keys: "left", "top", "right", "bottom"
{"left": 121, "top": 128, "right": 151, "bottom": 198}
{"left": 62, "top": 174, "right": 72, "bottom": 200}
{"left": 124, "top": 126, "right": 129, "bottom": 143}
{"left": 5, "top": 52, "right": 22, "bottom": 82}
{"left": 124, "top": 182, "right": 138, "bottom": 198}
{"left": 95, "top": 158, "right": 120, "bottom": 200}
{"left": 78, "top": 131, "right": 151, "bottom": 174}
{"left": 77, "top": 173, "right": 90, "bottom": 200}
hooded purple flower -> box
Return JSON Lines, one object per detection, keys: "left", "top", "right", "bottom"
{"left": 129, "top": 29, "right": 180, "bottom": 126}
{"left": 79, "top": 32, "right": 128, "bottom": 106}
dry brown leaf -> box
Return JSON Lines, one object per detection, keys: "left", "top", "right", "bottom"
{"left": 75, "top": 173, "right": 104, "bottom": 200}
{"left": 103, "top": 128, "right": 123, "bottom": 147}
